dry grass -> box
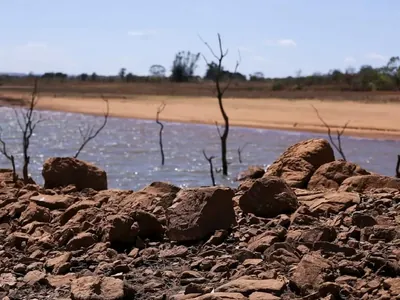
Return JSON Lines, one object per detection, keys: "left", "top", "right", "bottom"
{"left": 2, "top": 80, "right": 400, "bottom": 103}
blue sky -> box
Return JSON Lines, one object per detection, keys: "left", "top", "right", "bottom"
{"left": 0, "top": 0, "right": 398, "bottom": 77}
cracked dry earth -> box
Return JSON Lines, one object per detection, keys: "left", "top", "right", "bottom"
{"left": 0, "top": 138, "right": 400, "bottom": 300}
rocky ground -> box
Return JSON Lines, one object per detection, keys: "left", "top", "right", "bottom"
{"left": 0, "top": 138, "right": 400, "bottom": 300}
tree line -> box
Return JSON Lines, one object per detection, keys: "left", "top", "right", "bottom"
{"left": 2, "top": 53, "right": 400, "bottom": 91}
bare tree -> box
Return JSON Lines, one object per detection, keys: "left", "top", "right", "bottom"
{"left": 74, "top": 96, "right": 109, "bottom": 158}
{"left": 0, "top": 79, "right": 42, "bottom": 184}
{"left": 203, "top": 150, "right": 216, "bottom": 186}
{"left": 312, "top": 105, "right": 349, "bottom": 161}
{"left": 237, "top": 142, "right": 250, "bottom": 163}
{"left": 15, "top": 79, "right": 43, "bottom": 183}
{"left": 156, "top": 102, "right": 166, "bottom": 165}
{"left": 396, "top": 155, "right": 400, "bottom": 178}
{"left": 0, "top": 128, "right": 17, "bottom": 182}
{"left": 200, "top": 33, "right": 241, "bottom": 176}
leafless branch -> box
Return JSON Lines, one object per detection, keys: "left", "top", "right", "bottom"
{"left": 237, "top": 142, "right": 250, "bottom": 163}
{"left": 156, "top": 102, "right": 166, "bottom": 165}
{"left": 203, "top": 150, "right": 216, "bottom": 186}
{"left": 312, "top": 105, "right": 349, "bottom": 161}
{"left": 15, "top": 78, "right": 43, "bottom": 183}
{"left": 0, "top": 127, "right": 17, "bottom": 182}
{"left": 215, "top": 121, "right": 222, "bottom": 138}
{"left": 200, "top": 33, "right": 241, "bottom": 176}
{"left": 74, "top": 95, "right": 109, "bottom": 158}
{"left": 396, "top": 155, "right": 400, "bottom": 178}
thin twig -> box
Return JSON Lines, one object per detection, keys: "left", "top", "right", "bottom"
{"left": 156, "top": 102, "right": 166, "bottom": 165}
{"left": 237, "top": 142, "right": 250, "bottom": 163}
{"left": 203, "top": 150, "right": 216, "bottom": 186}
{"left": 311, "top": 105, "right": 349, "bottom": 161}
{"left": 74, "top": 95, "right": 109, "bottom": 158}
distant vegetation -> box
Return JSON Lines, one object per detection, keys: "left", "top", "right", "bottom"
{"left": 1, "top": 54, "right": 400, "bottom": 92}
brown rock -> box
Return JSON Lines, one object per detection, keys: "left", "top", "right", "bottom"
{"left": 119, "top": 181, "right": 180, "bottom": 215}
{"left": 265, "top": 138, "right": 335, "bottom": 188}
{"left": 23, "top": 270, "right": 46, "bottom": 285}
{"left": 42, "top": 157, "right": 107, "bottom": 191}
{"left": 216, "top": 278, "right": 285, "bottom": 295}
{"left": 237, "top": 176, "right": 299, "bottom": 218}
{"left": 60, "top": 200, "right": 97, "bottom": 225}
{"left": 303, "top": 191, "right": 360, "bottom": 216}
{"left": 70, "top": 276, "right": 124, "bottom": 300}
{"left": 308, "top": 160, "right": 370, "bottom": 190}
{"left": 166, "top": 187, "right": 236, "bottom": 242}
{"left": 159, "top": 246, "right": 188, "bottom": 258}
{"left": 351, "top": 212, "right": 377, "bottom": 228}
{"left": 290, "top": 252, "right": 332, "bottom": 293}
{"left": 30, "top": 193, "right": 75, "bottom": 210}
{"left": 236, "top": 166, "right": 265, "bottom": 181}
{"left": 0, "top": 273, "right": 17, "bottom": 288}
{"left": 247, "top": 231, "right": 281, "bottom": 252}
{"left": 339, "top": 174, "right": 400, "bottom": 193}
{"left": 45, "top": 274, "right": 76, "bottom": 288}
{"left": 383, "top": 278, "right": 400, "bottom": 296}
{"left": 19, "top": 203, "right": 51, "bottom": 225}
{"left": 45, "top": 252, "right": 72, "bottom": 272}
{"left": 132, "top": 210, "right": 165, "bottom": 238}
{"left": 66, "top": 232, "right": 96, "bottom": 251}
{"left": 192, "top": 293, "right": 248, "bottom": 300}
{"left": 249, "top": 292, "right": 280, "bottom": 300}
{"left": 101, "top": 214, "right": 137, "bottom": 245}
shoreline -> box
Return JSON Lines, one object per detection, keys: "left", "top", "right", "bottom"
{"left": 1, "top": 93, "right": 400, "bottom": 140}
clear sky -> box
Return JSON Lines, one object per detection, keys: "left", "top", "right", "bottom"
{"left": 0, "top": 0, "right": 398, "bottom": 77}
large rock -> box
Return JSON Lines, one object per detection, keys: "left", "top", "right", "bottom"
{"left": 308, "top": 160, "right": 370, "bottom": 190}
{"left": 299, "top": 191, "right": 360, "bottom": 216}
{"left": 166, "top": 187, "right": 236, "bottom": 242}
{"left": 236, "top": 166, "right": 265, "bottom": 181}
{"left": 290, "top": 252, "right": 332, "bottom": 294}
{"left": 215, "top": 278, "right": 285, "bottom": 295}
{"left": 237, "top": 176, "right": 299, "bottom": 218}
{"left": 265, "top": 139, "right": 335, "bottom": 188}
{"left": 339, "top": 174, "right": 400, "bottom": 193}
{"left": 101, "top": 214, "right": 137, "bottom": 245}
{"left": 70, "top": 276, "right": 124, "bottom": 300}
{"left": 119, "top": 182, "right": 180, "bottom": 217}
{"left": 42, "top": 157, "right": 107, "bottom": 191}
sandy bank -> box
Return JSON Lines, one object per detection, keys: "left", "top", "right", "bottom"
{"left": 2, "top": 92, "right": 400, "bottom": 140}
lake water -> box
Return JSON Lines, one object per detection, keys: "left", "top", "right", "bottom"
{"left": 0, "top": 107, "right": 399, "bottom": 190}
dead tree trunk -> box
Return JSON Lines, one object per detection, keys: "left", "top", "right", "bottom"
{"left": 396, "top": 155, "right": 400, "bottom": 178}
{"left": 201, "top": 33, "right": 240, "bottom": 176}
{"left": 74, "top": 96, "right": 109, "bottom": 158}
{"left": 15, "top": 78, "right": 43, "bottom": 184}
{"left": 156, "top": 102, "right": 166, "bottom": 165}
{"left": 203, "top": 150, "right": 216, "bottom": 186}
{"left": 237, "top": 142, "right": 250, "bottom": 163}
{"left": 0, "top": 128, "right": 17, "bottom": 182}
{"left": 312, "top": 105, "right": 349, "bottom": 161}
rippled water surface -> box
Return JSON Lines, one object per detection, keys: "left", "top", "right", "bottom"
{"left": 0, "top": 107, "right": 399, "bottom": 190}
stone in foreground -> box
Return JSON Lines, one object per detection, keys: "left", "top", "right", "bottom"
{"left": 308, "top": 160, "right": 370, "bottom": 190}
{"left": 237, "top": 176, "right": 299, "bottom": 218}
{"left": 42, "top": 157, "right": 107, "bottom": 191}
{"left": 166, "top": 186, "right": 236, "bottom": 242}
{"left": 215, "top": 278, "right": 285, "bottom": 295}
{"left": 265, "top": 138, "right": 334, "bottom": 188}
{"left": 71, "top": 276, "right": 125, "bottom": 300}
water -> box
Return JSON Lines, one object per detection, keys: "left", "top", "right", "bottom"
{"left": 0, "top": 107, "right": 399, "bottom": 190}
